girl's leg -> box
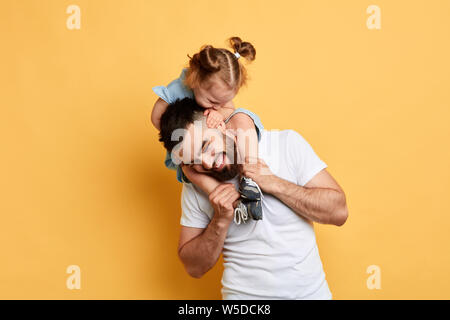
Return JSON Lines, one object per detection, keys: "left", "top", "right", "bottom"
{"left": 182, "top": 165, "right": 221, "bottom": 195}
{"left": 227, "top": 114, "right": 263, "bottom": 220}
{"left": 227, "top": 113, "right": 259, "bottom": 164}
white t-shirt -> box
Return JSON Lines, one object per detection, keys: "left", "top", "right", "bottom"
{"left": 180, "top": 129, "right": 332, "bottom": 300}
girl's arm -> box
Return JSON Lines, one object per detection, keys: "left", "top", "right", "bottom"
{"left": 151, "top": 98, "right": 169, "bottom": 130}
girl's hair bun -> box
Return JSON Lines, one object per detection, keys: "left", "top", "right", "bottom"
{"left": 194, "top": 45, "right": 221, "bottom": 72}
{"left": 228, "top": 37, "right": 256, "bottom": 62}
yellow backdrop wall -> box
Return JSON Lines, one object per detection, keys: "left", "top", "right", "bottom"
{"left": 1, "top": 0, "right": 449, "bottom": 299}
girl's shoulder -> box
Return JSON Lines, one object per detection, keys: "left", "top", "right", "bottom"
{"left": 152, "top": 68, "right": 193, "bottom": 104}
{"left": 225, "top": 108, "right": 262, "bottom": 124}
{"left": 225, "top": 107, "right": 264, "bottom": 140}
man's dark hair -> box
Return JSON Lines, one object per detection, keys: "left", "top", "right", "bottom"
{"left": 159, "top": 98, "right": 205, "bottom": 152}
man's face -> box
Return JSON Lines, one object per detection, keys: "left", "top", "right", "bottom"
{"left": 174, "top": 118, "right": 239, "bottom": 181}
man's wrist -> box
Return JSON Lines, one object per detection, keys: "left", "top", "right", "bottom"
{"left": 211, "top": 213, "right": 233, "bottom": 235}
{"left": 264, "top": 174, "right": 284, "bottom": 195}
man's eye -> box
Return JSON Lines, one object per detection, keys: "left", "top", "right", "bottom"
{"left": 204, "top": 143, "right": 214, "bottom": 155}
{"left": 202, "top": 141, "right": 210, "bottom": 153}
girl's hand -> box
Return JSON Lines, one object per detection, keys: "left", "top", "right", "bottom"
{"left": 204, "top": 109, "right": 225, "bottom": 129}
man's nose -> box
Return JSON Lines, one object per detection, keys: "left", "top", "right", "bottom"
{"left": 201, "top": 151, "right": 215, "bottom": 170}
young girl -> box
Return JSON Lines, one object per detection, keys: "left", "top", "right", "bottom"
{"left": 151, "top": 37, "right": 263, "bottom": 224}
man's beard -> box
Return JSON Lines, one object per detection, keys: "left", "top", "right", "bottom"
{"left": 204, "top": 137, "right": 239, "bottom": 182}
{"left": 205, "top": 161, "right": 239, "bottom": 181}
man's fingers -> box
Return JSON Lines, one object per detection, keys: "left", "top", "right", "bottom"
{"left": 224, "top": 191, "right": 240, "bottom": 207}
{"left": 209, "top": 184, "right": 230, "bottom": 200}
{"left": 209, "top": 183, "right": 234, "bottom": 202}
{"left": 241, "top": 165, "right": 257, "bottom": 179}
{"left": 258, "top": 159, "right": 267, "bottom": 166}
{"left": 218, "top": 189, "right": 240, "bottom": 211}
{"left": 243, "top": 172, "right": 256, "bottom": 181}
{"left": 214, "top": 187, "right": 238, "bottom": 211}
{"left": 244, "top": 156, "right": 259, "bottom": 165}
{"left": 241, "top": 166, "right": 256, "bottom": 176}
{"left": 218, "top": 187, "right": 237, "bottom": 207}
{"left": 212, "top": 189, "right": 231, "bottom": 207}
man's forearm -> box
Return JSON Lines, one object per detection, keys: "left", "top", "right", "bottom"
{"left": 270, "top": 176, "right": 348, "bottom": 226}
{"left": 178, "top": 215, "right": 231, "bottom": 278}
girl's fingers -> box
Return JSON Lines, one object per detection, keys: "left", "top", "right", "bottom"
{"left": 207, "top": 117, "right": 220, "bottom": 128}
{"left": 218, "top": 122, "right": 226, "bottom": 131}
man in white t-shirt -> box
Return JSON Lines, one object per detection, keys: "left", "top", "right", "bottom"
{"left": 158, "top": 98, "right": 348, "bottom": 300}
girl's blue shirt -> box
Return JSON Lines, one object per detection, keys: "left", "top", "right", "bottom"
{"left": 152, "top": 69, "right": 193, "bottom": 104}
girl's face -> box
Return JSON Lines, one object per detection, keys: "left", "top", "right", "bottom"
{"left": 193, "top": 74, "right": 236, "bottom": 110}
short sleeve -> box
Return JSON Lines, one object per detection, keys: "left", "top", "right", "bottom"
{"left": 152, "top": 69, "right": 194, "bottom": 104}
{"left": 228, "top": 108, "right": 264, "bottom": 141}
{"left": 287, "top": 130, "right": 327, "bottom": 186}
{"left": 180, "top": 183, "right": 212, "bottom": 228}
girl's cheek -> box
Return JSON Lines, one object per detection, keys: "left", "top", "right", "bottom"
{"left": 201, "top": 102, "right": 213, "bottom": 109}
{"left": 194, "top": 94, "right": 212, "bottom": 109}
{"left": 194, "top": 96, "right": 204, "bottom": 108}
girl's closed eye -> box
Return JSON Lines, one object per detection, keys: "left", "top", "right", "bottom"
{"left": 206, "top": 99, "right": 218, "bottom": 109}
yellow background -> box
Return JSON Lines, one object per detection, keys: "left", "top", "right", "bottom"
{"left": 1, "top": 0, "right": 449, "bottom": 299}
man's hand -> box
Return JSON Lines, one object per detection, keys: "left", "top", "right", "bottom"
{"left": 204, "top": 109, "right": 226, "bottom": 129}
{"left": 209, "top": 184, "right": 240, "bottom": 223}
{"left": 240, "top": 158, "right": 279, "bottom": 194}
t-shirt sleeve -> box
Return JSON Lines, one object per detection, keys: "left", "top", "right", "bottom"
{"left": 152, "top": 69, "right": 194, "bottom": 104}
{"left": 180, "top": 183, "right": 211, "bottom": 228}
{"left": 287, "top": 130, "right": 328, "bottom": 186}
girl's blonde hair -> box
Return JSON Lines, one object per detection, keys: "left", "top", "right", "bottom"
{"left": 184, "top": 37, "right": 256, "bottom": 92}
